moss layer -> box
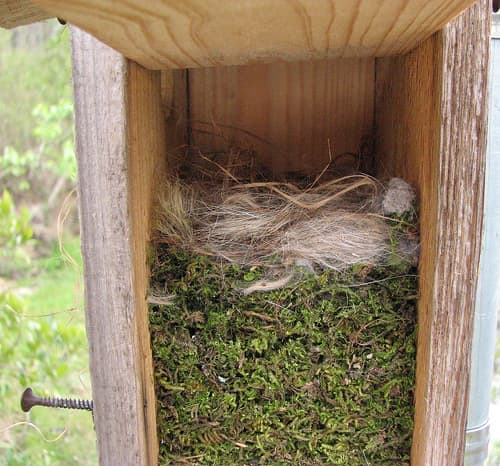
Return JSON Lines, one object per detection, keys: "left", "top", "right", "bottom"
{"left": 149, "top": 244, "right": 417, "bottom": 466}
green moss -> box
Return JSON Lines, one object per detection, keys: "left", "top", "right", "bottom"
{"left": 149, "top": 235, "right": 417, "bottom": 465}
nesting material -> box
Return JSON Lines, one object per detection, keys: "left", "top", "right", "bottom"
{"left": 149, "top": 151, "right": 419, "bottom": 464}
{"left": 155, "top": 173, "right": 417, "bottom": 289}
{"left": 149, "top": 248, "right": 417, "bottom": 465}
{"left": 381, "top": 177, "right": 417, "bottom": 216}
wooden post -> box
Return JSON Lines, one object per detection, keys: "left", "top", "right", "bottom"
{"left": 375, "top": 1, "right": 490, "bottom": 463}
{"left": 71, "top": 28, "right": 166, "bottom": 466}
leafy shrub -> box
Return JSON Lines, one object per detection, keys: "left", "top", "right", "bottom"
{"left": 0, "top": 99, "right": 76, "bottom": 192}
{"left": 0, "top": 24, "right": 72, "bottom": 153}
{"left": 0, "top": 189, "right": 33, "bottom": 274}
{"left": 0, "top": 24, "right": 75, "bottom": 216}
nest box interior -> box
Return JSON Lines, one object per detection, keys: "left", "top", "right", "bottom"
{"left": 166, "top": 60, "right": 375, "bottom": 176}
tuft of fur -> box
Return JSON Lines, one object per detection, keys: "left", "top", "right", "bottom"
{"left": 381, "top": 177, "right": 416, "bottom": 215}
{"left": 157, "top": 175, "right": 391, "bottom": 273}
{"left": 155, "top": 179, "right": 194, "bottom": 247}
{"left": 283, "top": 212, "right": 390, "bottom": 270}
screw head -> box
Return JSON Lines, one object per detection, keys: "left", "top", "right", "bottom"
{"left": 20, "top": 387, "right": 35, "bottom": 412}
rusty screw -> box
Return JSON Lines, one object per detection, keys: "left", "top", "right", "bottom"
{"left": 21, "top": 387, "right": 93, "bottom": 413}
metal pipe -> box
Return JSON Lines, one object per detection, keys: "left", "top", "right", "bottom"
{"left": 465, "top": 34, "right": 500, "bottom": 466}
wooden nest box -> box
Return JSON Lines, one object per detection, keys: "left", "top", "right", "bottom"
{"left": 1, "top": 1, "right": 491, "bottom": 464}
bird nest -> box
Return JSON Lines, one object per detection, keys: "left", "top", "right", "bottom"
{"left": 153, "top": 148, "right": 418, "bottom": 295}
{"left": 148, "top": 148, "right": 419, "bottom": 465}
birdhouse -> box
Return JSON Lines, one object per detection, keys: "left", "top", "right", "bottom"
{"left": 0, "top": 1, "right": 490, "bottom": 465}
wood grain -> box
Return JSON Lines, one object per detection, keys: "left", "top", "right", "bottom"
{"left": 189, "top": 58, "right": 374, "bottom": 175}
{"left": 375, "top": 1, "right": 490, "bottom": 464}
{"left": 71, "top": 27, "right": 167, "bottom": 466}
{"left": 0, "top": 0, "right": 51, "bottom": 28}
{"left": 127, "top": 60, "right": 167, "bottom": 466}
{"left": 34, "top": 0, "right": 475, "bottom": 69}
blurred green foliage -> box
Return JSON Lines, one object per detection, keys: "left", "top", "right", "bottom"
{"left": 0, "top": 26, "right": 72, "bottom": 153}
{"left": 1, "top": 100, "right": 76, "bottom": 191}
{"left": 0, "top": 22, "right": 96, "bottom": 465}
{"left": 488, "top": 440, "right": 500, "bottom": 466}
{"left": 0, "top": 25, "right": 75, "bottom": 202}
{"left": 0, "top": 197, "right": 33, "bottom": 391}
{"left": 0, "top": 189, "right": 33, "bottom": 256}
{"left": 0, "top": 189, "right": 34, "bottom": 277}
{"left": 0, "top": 236, "right": 96, "bottom": 466}
{"left": 32, "top": 100, "right": 76, "bottom": 180}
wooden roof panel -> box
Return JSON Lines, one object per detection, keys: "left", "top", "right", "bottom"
{"left": 0, "top": 0, "right": 51, "bottom": 28}
{"left": 24, "top": 0, "right": 479, "bottom": 69}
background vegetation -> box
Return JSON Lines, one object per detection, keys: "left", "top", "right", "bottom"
{"left": 0, "top": 22, "right": 96, "bottom": 465}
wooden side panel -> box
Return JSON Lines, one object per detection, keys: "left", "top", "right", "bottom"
{"left": 71, "top": 27, "right": 167, "bottom": 466}
{"left": 34, "top": 0, "right": 475, "bottom": 69}
{"left": 127, "top": 61, "right": 167, "bottom": 466}
{"left": 375, "top": 1, "right": 489, "bottom": 464}
{"left": 0, "top": 0, "right": 51, "bottom": 28}
{"left": 375, "top": 30, "right": 444, "bottom": 466}
{"left": 189, "top": 58, "right": 374, "bottom": 175}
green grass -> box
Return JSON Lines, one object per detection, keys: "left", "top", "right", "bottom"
{"left": 21, "top": 238, "right": 83, "bottom": 313}
{"left": 0, "top": 236, "right": 97, "bottom": 466}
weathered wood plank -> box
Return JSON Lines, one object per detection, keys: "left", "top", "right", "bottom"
{"left": 375, "top": 1, "right": 490, "bottom": 464}
{"left": 189, "top": 58, "right": 374, "bottom": 176}
{"left": 71, "top": 27, "right": 166, "bottom": 466}
{"left": 375, "top": 30, "right": 445, "bottom": 466}
{"left": 35, "top": 0, "right": 475, "bottom": 69}
{"left": 0, "top": 0, "right": 51, "bottom": 28}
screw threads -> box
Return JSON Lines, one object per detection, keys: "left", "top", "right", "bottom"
{"left": 41, "top": 395, "right": 93, "bottom": 411}
{"left": 21, "top": 387, "right": 93, "bottom": 412}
